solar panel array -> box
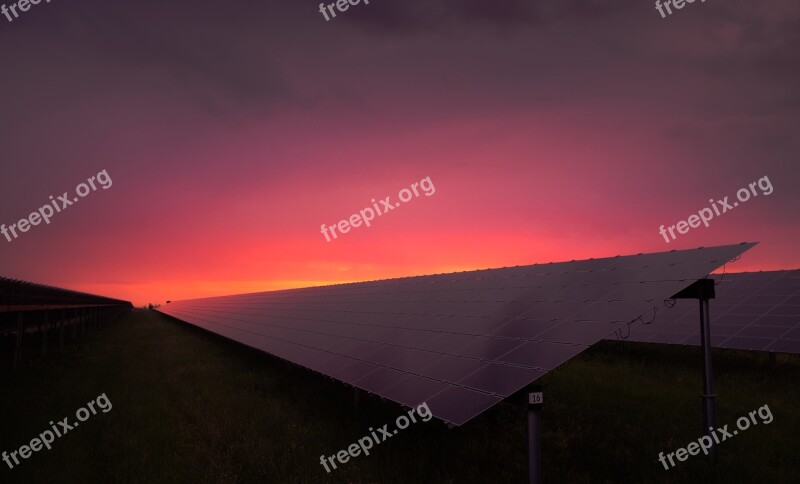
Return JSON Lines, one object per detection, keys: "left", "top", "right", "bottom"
{"left": 0, "top": 275, "right": 131, "bottom": 308}
{"left": 157, "top": 243, "right": 754, "bottom": 425}
{"left": 616, "top": 269, "right": 800, "bottom": 354}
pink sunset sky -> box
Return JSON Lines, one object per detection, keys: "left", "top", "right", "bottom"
{"left": 0, "top": 0, "right": 798, "bottom": 306}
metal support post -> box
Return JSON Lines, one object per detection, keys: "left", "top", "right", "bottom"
{"left": 42, "top": 311, "right": 49, "bottom": 358}
{"left": 699, "top": 297, "right": 717, "bottom": 462}
{"left": 13, "top": 313, "right": 23, "bottom": 369}
{"left": 528, "top": 388, "right": 543, "bottom": 484}
{"left": 59, "top": 309, "right": 65, "bottom": 349}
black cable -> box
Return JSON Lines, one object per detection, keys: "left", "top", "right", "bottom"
{"left": 716, "top": 255, "right": 741, "bottom": 286}
{"left": 640, "top": 306, "right": 657, "bottom": 325}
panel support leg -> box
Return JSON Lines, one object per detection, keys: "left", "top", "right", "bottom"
{"left": 13, "top": 313, "right": 23, "bottom": 370}
{"left": 699, "top": 297, "right": 717, "bottom": 463}
{"left": 42, "top": 311, "right": 49, "bottom": 358}
{"left": 527, "top": 388, "right": 543, "bottom": 484}
{"left": 59, "top": 309, "right": 66, "bottom": 349}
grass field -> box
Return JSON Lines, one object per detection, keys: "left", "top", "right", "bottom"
{"left": 1, "top": 310, "right": 798, "bottom": 483}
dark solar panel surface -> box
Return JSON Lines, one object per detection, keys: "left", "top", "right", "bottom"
{"left": 157, "top": 243, "right": 754, "bottom": 425}
{"left": 614, "top": 269, "right": 800, "bottom": 353}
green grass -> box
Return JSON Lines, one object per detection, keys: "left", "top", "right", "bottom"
{"left": 1, "top": 310, "right": 798, "bottom": 483}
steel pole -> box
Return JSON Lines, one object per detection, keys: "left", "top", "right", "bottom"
{"left": 699, "top": 298, "right": 717, "bottom": 462}
{"left": 528, "top": 390, "right": 543, "bottom": 484}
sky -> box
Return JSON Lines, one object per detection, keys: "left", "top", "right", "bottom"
{"left": 0, "top": 0, "right": 798, "bottom": 307}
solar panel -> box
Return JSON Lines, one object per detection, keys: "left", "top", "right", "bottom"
{"left": 158, "top": 243, "right": 754, "bottom": 425}
{"left": 614, "top": 269, "right": 800, "bottom": 353}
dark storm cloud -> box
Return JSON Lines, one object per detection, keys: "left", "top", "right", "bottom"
{"left": 83, "top": 4, "right": 295, "bottom": 118}
{"left": 342, "top": 0, "right": 635, "bottom": 33}
{"left": 677, "top": 2, "right": 800, "bottom": 97}
{"left": 0, "top": 0, "right": 797, "bottom": 152}
{"left": 2, "top": 0, "right": 796, "bottom": 124}
{"left": 0, "top": 0, "right": 306, "bottom": 120}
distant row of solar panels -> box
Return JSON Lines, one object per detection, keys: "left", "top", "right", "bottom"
{"left": 157, "top": 243, "right": 754, "bottom": 425}
{"left": 612, "top": 269, "right": 800, "bottom": 354}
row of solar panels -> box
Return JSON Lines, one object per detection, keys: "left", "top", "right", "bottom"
{"left": 0, "top": 276, "right": 131, "bottom": 307}
{"left": 158, "top": 243, "right": 755, "bottom": 425}
{"left": 611, "top": 269, "right": 800, "bottom": 354}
